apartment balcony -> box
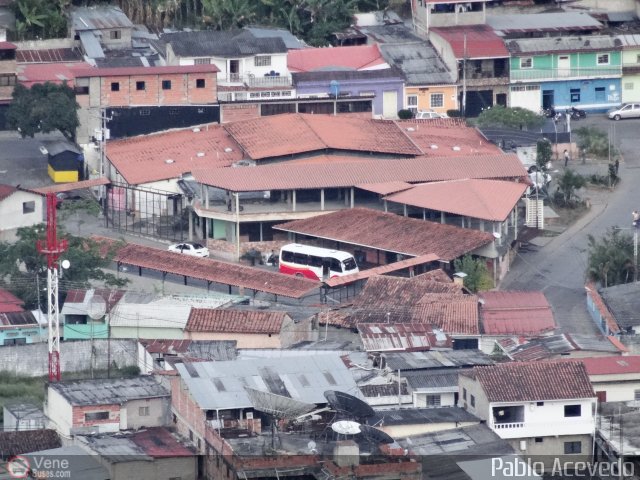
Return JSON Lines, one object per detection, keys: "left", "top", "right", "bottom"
{"left": 465, "top": 72, "right": 510, "bottom": 87}
{"left": 491, "top": 419, "right": 595, "bottom": 439}
{"left": 511, "top": 67, "right": 621, "bottom": 83}
{"left": 219, "top": 73, "right": 293, "bottom": 88}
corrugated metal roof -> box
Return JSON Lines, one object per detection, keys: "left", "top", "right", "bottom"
{"left": 79, "top": 31, "right": 104, "bottom": 59}
{"left": 507, "top": 35, "right": 622, "bottom": 55}
{"left": 71, "top": 6, "right": 134, "bottom": 31}
{"left": 358, "top": 323, "right": 452, "bottom": 352}
{"left": 430, "top": 25, "right": 509, "bottom": 59}
{"left": 159, "top": 29, "right": 287, "bottom": 57}
{"left": 372, "top": 406, "right": 477, "bottom": 426}
{"left": 380, "top": 42, "right": 455, "bottom": 85}
{"left": 50, "top": 376, "right": 169, "bottom": 406}
{"left": 383, "top": 350, "right": 493, "bottom": 371}
{"left": 404, "top": 371, "right": 459, "bottom": 390}
{"left": 487, "top": 12, "right": 601, "bottom": 33}
{"left": 74, "top": 64, "right": 220, "bottom": 78}
{"left": 175, "top": 353, "right": 359, "bottom": 410}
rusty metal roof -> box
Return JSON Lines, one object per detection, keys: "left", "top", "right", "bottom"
{"left": 95, "top": 237, "right": 319, "bottom": 299}
{"left": 358, "top": 323, "right": 452, "bottom": 352}
{"left": 31, "top": 177, "right": 110, "bottom": 194}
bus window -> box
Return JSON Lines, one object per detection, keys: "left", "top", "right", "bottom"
{"left": 330, "top": 258, "right": 343, "bottom": 273}
{"left": 309, "top": 255, "right": 323, "bottom": 268}
{"left": 281, "top": 250, "right": 294, "bottom": 262}
{"left": 293, "top": 253, "right": 308, "bottom": 265}
{"left": 343, "top": 257, "right": 357, "bottom": 271}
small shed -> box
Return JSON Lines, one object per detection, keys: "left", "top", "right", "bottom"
{"left": 42, "top": 140, "right": 84, "bottom": 183}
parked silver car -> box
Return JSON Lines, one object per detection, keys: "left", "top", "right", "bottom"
{"left": 608, "top": 103, "right": 640, "bottom": 120}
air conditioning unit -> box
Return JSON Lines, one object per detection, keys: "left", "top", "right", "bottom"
{"left": 520, "top": 440, "right": 527, "bottom": 451}
{"left": 246, "top": 412, "right": 254, "bottom": 420}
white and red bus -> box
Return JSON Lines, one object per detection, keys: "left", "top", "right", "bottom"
{"left": 279, "top": 244, "right": 359, "bottom": 280}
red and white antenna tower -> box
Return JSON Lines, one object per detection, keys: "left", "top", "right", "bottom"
{"left": 37, "top": 192, "right": 68, "bottom": 382}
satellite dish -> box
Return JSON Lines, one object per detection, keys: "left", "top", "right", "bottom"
{"left": 331, "top": 420, "right": 361, "bottom": 435}
{"left": 358, "top": 425, "right": 395, "bottom": 445}
{"left": 245, "top": 387, "right": 316, "bottom": 450}
{"left": 324, "top": 390, "right": 375, "bottom": 419}
{"left": 61, "top": 259, "right": 71, "bottom": 270}
{"left": 87, "top": 294, "right": 107, "bottom": 320}
{"left": 307, "top": 440, "right": 317, "bottom": 453}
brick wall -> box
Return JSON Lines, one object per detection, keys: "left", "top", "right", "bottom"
{"left": 72, "top": 403, "right": 120, "bottom": 430}
{"left": 170, "top": 376, "right": 206, "bottom": 450}
{"left": 99, "top": 72, "right": 217, "bottom": 107}
{"left": 220, "top": 103, "right": 260, "bottom": 123}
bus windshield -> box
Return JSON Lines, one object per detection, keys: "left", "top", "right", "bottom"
{"left": 343, "top": 258, "right": 358, "bottom": 271}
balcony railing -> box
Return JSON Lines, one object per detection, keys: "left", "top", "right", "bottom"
{"left": 511, "top": 66, "right": 621, "bottom": 82}
{"left": 493, "top": 422, "right": 524, "bottom": 430}
{"left": 219, "top": 73, "right": 292, "bottom": 87}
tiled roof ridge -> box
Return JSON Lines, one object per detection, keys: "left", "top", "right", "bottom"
{"left": 297, "top": 113, "right": 335, "bottom": 150}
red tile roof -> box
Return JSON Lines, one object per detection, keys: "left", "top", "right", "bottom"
{"left": 17, "top": 62, "right": 85, "bottom": 87}
{"left": 415, "top": 268, "right": 453, "bottom": 283}
{"left": 139, "top": 339, "right": 193, "bottom": 354}
{"left": 194, "top": 154, "right": 528, "bottom": 192}
{"left": 93, "top": 236, "right": 318, "bottom": 299}
{"left": 64, "top": 289, "right": 87, "bottom": 304}
{"left": 0, "top": 430, "right": 61, "bottom": 457}
{"left": 186, "top": 308, "right": 287, "bottom": 334}
{"left": 287, "top": 45, "right": 387, "bottom": 72}
{"left": 0, "top": 41, "right": 16, "bottom": 50}
{"left": 413, "top": 293, "right": 480, "bottom": 335}
{"left": 73, "top": 64, "right": 220, "bottom": 78}
{"left": 386, "top": 179, "right": 526, "bottom": 222}
{"left": 472, "top": 360, "right": 595, "bottom": 402}
{"left": 430, "top": 25, "right": 509, "bottom": 59}
{"left": 398, "top": 119, "right": 502, "bottom": 157}
{"left": 107, "top": 124, "right": 243, "bottom": 185}
{"left": 356, "top": 181, "right": 413, "bottom": 195}
{"left": 223, "top": 114, "right": 422, "bottom": 160}
{"left": 0, "top": 184, "right": 17, "bottom": 201}
{"left": 0, "top": 288, "right": 24, "bottom": 314}
{"left": 479, "top": 291, "right": 556, "bottom": 335}
{"left": 274, "top": 208, "right": 494, "bottom": 261}
{"left": 574, "top": 355, "right": 640, "bottom": 376}
{"left": 130, "top": 427, "right": 194, "bottom": 457}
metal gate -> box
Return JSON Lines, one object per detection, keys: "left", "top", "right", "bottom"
{"left": 104, "top": 182, "right": 190, "bottom": 242}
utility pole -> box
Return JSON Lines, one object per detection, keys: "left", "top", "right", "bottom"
{"left": 462, "top": 33, "right": 467, "bottom": 117}
{"left": 96, "top": 109, "right": 112, "bottom": 202}
{"left": 235, "top": 192, "right": 241, "bottom": 261}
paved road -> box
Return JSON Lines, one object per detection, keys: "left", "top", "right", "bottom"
{"left": 502, "top": 113, "right": 639, "bottom": 336}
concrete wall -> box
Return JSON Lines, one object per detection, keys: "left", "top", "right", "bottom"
{"left": 111, "top": 326, "right": 185, "bottom": 340}
{"left": 186, "top": 330, "right": 282, "bottom": 348}
{"left": 123, "top": 397, "right": 171, "bottom": 430}
{"left": 591, "top": 374, "right": 640, "bottom": 402}
{"left": 458, "top": 373, "right": 490, "bottom": 419}
{"left": 0, "top": 339, "right": 138, "bottom": 377}
{"left": 405, "top": 85, "right": 458, "bottom": 115}
{"left": 45, "top": 387, "right": 74, "bottom": 436}
{"left": 508, "top": 434, "right": 593, "bottom": 469}
{"left": 108, "top": 455, "right": 197, "bottom": 480}
{"left": 220, "top": 103, "right": 261, "bottom": 123}
{"left": 413, "top": 391, "right": 456, "bottom": 408}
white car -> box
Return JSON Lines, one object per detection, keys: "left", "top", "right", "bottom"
{"left": 608, "top": 103, "right": 640, "bottom": 120}
{"left": 167, "top": 242, "right": 209, "bottom": 258}
{"left": 415, "top": 110, "right": 447, "bottom": 120}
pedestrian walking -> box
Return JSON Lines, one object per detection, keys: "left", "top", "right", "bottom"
{"left": 563, "top": 149, "right": 569, "bottom": 167}
{"left": 615, "top": 158, "right": 619, "bottom": 175}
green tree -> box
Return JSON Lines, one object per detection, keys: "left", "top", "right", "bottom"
{"left": 12, "top": 0, "right": 67, "bottom": 40}
{"left": 536, "top": 139, "right": 552, "bottom": 172}
{"left": 575, "top": 126, "right": 617, "bottom": 160}
{"left": 201, "top": 0, "right": 257, "bottom": 29}
{"left": 476, "top": 106, "right": 545, "bottom": 130}
{"left": 453, "top": 255, "right": 493, "bottom": 293}
{"left": 7, "top": 82, "right": 80, "bottom": 141}
{"left": 587, "top": 228, "right": 635, "bottom": 287}
{"left": 555, "top": 169, "right": 586, "bottom": 207}
{"left": 0, "top": 225, "right": 128, "bottom": 310}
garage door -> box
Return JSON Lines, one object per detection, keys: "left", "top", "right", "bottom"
{"left": 382, "top": 90, "right": 398, "bottom": 118}
{"left": 510, "top": 85, "right": 541, "bottom": 112}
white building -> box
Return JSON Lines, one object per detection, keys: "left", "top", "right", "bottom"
{"left": 0, "top": 185, "right": 43, "bottom": 241}
{"left": 458, "top": 360, "right": 596, "bottom": 468}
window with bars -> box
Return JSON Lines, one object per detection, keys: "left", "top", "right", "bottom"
{"left": 430, "top": 93, "right": 444, "bottom": 108}
{"left": 194, "top": 58, "right": 211, "bottom": 65}
{"left": 407, "top": 95, "right": 418, "bottom": 113}
{"left": 520, "top": 57, "right": 533, "bottom": 69}
{"left": 255, "top": 56, "right": 272, "bottom": 67}
{"left": 426, "top": 395, "right": 441, "bottom": 407}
